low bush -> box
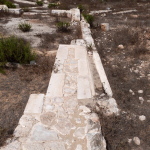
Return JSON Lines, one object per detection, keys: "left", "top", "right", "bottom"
{"left": 56, "top": 21, "right": 70, "bottom": 32}
{"left": 0, "top": 36, "right": 36, "bottom": 64}
{"left": 18, "top": 22, "right": 32, "bottom": 32}
{"left": 83, "top": 13, "right": 94, "bottom": 27}
{"left": 78, "top": 4, "right": 85, "bottom": 13}
{"left": 48, "top": 3, "right": 59, "bottom": 9}
{"left": 0, "top": 0, "right": 16, "bottom": 8}
{"left": 36, "top": 0, "right": 43, "bottom": 6}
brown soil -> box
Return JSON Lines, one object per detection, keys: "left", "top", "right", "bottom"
{"left": 91, "top": 2, "right": 150, "bottom": 150}
{"left": 0, "top": 56, "right": 55, "bottom": 146}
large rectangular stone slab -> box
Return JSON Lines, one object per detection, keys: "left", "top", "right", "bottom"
{"left": 77, "top": 76, "right": 92, "bottom": 99}
{"left": 78, "top": 60, "right": 89, "bottom": 77}
{"left": 57, "top": 45, "right": 69, "bottom": 60}
{"left": 24, "top": 94, "right": 44, "bottom": 114}
{"left": 47, "top": 73, "right": 65, "bottom": 97}
{"left": 75, "top": 46, "right": 87, "bottom": 60}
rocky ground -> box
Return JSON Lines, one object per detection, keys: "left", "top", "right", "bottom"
{"left": 0, "top": 0, "right": 150, "bottom": 149}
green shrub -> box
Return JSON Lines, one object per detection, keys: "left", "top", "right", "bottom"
{"left": 36, "top": 0, "right": 43, "bottom": 6}
{"left": 83, "top": 13, "right": 94, "bottom": 27}
{"left": 23, "top": 7, "right": 30, "bottom": 12}
{"left": 19, "top": 22, "right": 32, "bottom": 32}
{"left": 0, "top": 0, "right": 16, "bottom": 8}
{"left": 48, "top": 3, "right": 58, "bottom": 9}
{"left": 56, "top": 22, "right": 70, "bottom": 32}
{"left": 0, "top": 36, "right": 36, "bottom": 64}
{"left": 78, "top": 4, "right": 85, "bottom": 13}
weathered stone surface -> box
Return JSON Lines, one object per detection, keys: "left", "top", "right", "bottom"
{"left": 22, "top": 143, "right": 44, "bottom": 150}
{"left": 54, "top": 118, "right": 75, "bottom": 135}
{"left": 73, "top": 127, "right": 85, "bottom": 139}
{"left": 28, "top": 123, "right": 59, "bottom": 142}
{"left": 87, "top": 133, "right": 106, "bottom": 150}
{"left": 79, "top": 106, "right": 91, "bottom": 113}
{"left": 78, "top": 60, "right": 89, "bottom": 77}
{"left": 77, "top": 77, "right": 92, "bottom": 99}
{"left": 40, "top": 112, "right": 55, "bottom": 126}
{"left": 75, "top": 144, "right": 83, "bottom": 150}
{"left": 0, "top": 5, "right": 8, "bottom": 11}
{"left": 44, "top": 142, "right": 66, "bottom": 150}
{"left": 24, "top": 94, "right": 44, "bottom": 114}
{"left": 97, "top": 98, "right": 119, "bottom": 116}
{"left": 0, "top": 141, "right": 21, "bottom": 150}
{"left": 47, "top": 73, "right": 65, "bottom": 97}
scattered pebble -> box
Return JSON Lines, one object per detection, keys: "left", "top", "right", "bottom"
{"left": 133, "top": 137, "right": 140, "bottom": 145}
{"left": 139, "top": 97, "right": 144, "bottom": 104}
{"left": 118, "top": 44, "right": 124, "bottom": 49}
{"left": 129, "top": 89, "right": 135, "bottom": 95}
{"left": 128, "top": 139, "right": 132, "bottom": 143}
{"left": 138, "top": 90, "right": 143, "bottom": 94}
{"left": 139, "top": 115, "right": 146, "bottom": 121}
{"left": 147, "top": 100, "right": 150, "bottom": 103}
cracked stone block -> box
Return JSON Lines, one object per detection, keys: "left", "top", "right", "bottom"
{"left": 40, "top": 112, "right": 56, "bottom": 126}
{"left": 22, "top": 143, "right": 44, "bottom": 150}
{"left": 54, "top": 118, "right": 75, "bottom": 135}
{"left": 44, "top": 142, "right": 66, "bottom": 150}
{"left": 24, "top": 94, "right": 44, "bottom": 114}
{"left": 73, "top": 127, "right": 85, "bottom": 139}
{"left": 57, "top": 107, "right": 68, "bottom": 118}
{"left": 64, "top": 98, "right": 78, "bottom": 110}
{"left": 28, "top": 123, "right": 59, "bottom": 142}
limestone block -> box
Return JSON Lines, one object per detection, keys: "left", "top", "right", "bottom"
{"left": 73, "top": 127, "right": 85, "bottom": 139}
{"left": 28, "top": 123, "right": 59, "bottom": 142}
{"left": 77, "top": 76, "right": 92, "bottom": 99}
{"left": 71, "top": 8, "right": 80, "bottom": 21}
{"left": 46, "top": 73, "right": 65, "bottom": 97}
{"left": 75, "top": 46, "right": 87, "bottom": 60}
{"left": 9, "top": 8, "right": 22, "bottom": 15}
{"left": 78, "top": 60, "right": 89, "bottom": 77}
{"left": 40, "top": 112, "right": 56, "bottom": 126}
{"left": 0, "top": 5, "right": 8, "bottom": 11}
{"left": 22, "top": 143, "right": 44, "bottom": 150}
{"left": 93, "top": 51, "right": 113, "bottom": 97}
{"left": 44, "top": 142, "right": 66, "bottom": 150}
{"left": 0, "top": 140, "right": 21, "bottom": 150}
{"left": 97, "top": 98, "right": 119, "bottom": 116}
{"left": 57, "top": 45, "right": 69, "bottom": 60}
{"left": 24, "top": 94, "right": 44, "bottom": 114}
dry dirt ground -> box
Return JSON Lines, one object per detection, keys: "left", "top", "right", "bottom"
{"left": 0, "top": 0, "right": 150, "bottom": 149}
{"left": 91, "top": 2, "right": 150, "bottom": 150}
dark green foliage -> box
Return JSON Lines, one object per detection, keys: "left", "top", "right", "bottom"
{"left": 0, "top": 36, "right": 36, "bottom": 64}
{"left": 83, "top": 13, "right": 94, "bottom": 27}
{"left": 56, "top": 22, "right": 70, "bottom": 32}
{"left": 18, "top": 22, "right": 32, "bottom": 32}
{"left": 78, "top": 4, "right": 85, "bottom": 13}
{"left": 36, "top": 0, "right": 43, "bottom": 6}
{"left": 0, "top": 0, "right": 16, "bottom": 8}
{"left": 48, "top": 3, "right": 59, "bottom": 9}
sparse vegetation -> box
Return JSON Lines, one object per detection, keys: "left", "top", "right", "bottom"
{"left": 0, "top": 0, "right": 16, "bottom": 8}
{"left": 36, "top": 0, "right": 43, "bottom": 6}
{"left": 18, "top": 22, "right": 32, "bottom": 32}
{"left": 56, "top": 21, "right": 70, "bottom": 32}
{"left": 0, "top": 36, "right": 35, "bottom": 64}
{"left": 48, "top": 3, "right": 59, "bottom": 9}
{"left": 78, "top": 4, "right": 85, "bottom": 13}
{"left": 83, "top": 13, "right": 94, "bottom": 27}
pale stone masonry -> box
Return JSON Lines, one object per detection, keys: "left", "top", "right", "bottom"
{"left": 1, "top": 45, "right": 106, "bottom": 150}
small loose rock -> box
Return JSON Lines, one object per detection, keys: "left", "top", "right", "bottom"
{"left": 133, "top": 137, "right": 140, "bottom": 145}
{"left": 138, "top": 90, "right": 143, "bottom": 94}
{"left": 139, "top": 115, "right": 146, "bottom": 121}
